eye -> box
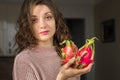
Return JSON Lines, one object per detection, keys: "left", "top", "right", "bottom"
{"left": 45, "top": 15, "right": 53, "bottom": 21}
{"left": 31, "top": 18, "right": 38, "bottom": 24}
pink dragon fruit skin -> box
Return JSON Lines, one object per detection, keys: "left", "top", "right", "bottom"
{"left": 60, "top": 40, "right": 78, "bottom": 65}
{"left": 74, "top": 46, "right": 92, "bottom": 68}
{"left": 82, "top": 46, "right": 92, "bottom": 60}
{"left": 74, "top": 37, "right": 97, "bottom": 69}
{"left": 60, "top": 37, "right": 98, "bottom": 68}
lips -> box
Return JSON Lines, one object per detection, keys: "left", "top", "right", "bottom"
{"left": 40, "top": 30, "right": 49, "bottom": 35}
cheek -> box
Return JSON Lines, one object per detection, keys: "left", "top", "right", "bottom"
{"left": 50, "top": 21, "right": 56, "bottom": 34}
{"left": 53, "top": 22, "right": 56, "bottom": 31}
{"left": 53, "top": 23, "right": 56, "bottom": 34}
{"left": 52, "top": 27, "right": 56, "bottom": 35}
{"left": 32, "top": 26, "right": 38, "bottom": 37}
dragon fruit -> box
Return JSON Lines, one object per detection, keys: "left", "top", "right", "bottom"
{"left": 60, "top": 40, "right": 78, "bottom": 64}
{"left": 74, "top": 37, "right": 97, "bottom": 68}
{"left": 60, "top": 37, "right": 98, "bottom": 69}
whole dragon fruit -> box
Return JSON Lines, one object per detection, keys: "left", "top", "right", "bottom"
{"left": 74, "top": 37, "right": 98, "bottom": 69}
{"left": 60, "top": 37, "right": 98, "bottom": 69}
{"left": 60, "top": 40, "right": 78, "bottom": 64}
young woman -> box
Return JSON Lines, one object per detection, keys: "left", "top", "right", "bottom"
{"left": 13, "top": 0, "right": 93, "bottom": 80}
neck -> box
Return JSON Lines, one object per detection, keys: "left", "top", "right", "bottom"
{"left": 38, "top": 39, "right": 53, "bottom": 47}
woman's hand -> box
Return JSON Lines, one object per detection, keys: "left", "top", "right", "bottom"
{"left": 56, "top": 57, "right": 94, "bottom": 80}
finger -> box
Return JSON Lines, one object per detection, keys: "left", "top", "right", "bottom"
{"left": 75, "top": 63, "right": 94, "bottom": 75}
{"left": 91, "top": 53, "right": 94, "bottom": 60}
{"left": 84, "top": 63, "right": 94, "bottom": 72}
{"left": 63, "top": 57, "right": 75, "bottom": 69}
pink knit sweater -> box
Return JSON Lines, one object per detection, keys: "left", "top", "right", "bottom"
{"left": 13, "top": 46, "right": 80, "bottom": 80}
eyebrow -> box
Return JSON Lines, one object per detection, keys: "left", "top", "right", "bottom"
{"left": 31, "top": 11, "right": 53, "bottom": 17}
{"left": 45, "top": 11, "right": 53, "bottom": 15}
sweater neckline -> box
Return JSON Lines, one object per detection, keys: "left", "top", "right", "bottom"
{"left": 35, "top": 45, "right": 56, "bottom": 51}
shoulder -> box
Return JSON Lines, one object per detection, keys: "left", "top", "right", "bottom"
{"left": 14, "top": 49, "right": 31, "bottom": 64}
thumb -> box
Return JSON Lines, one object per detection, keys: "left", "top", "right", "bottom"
{"left": 64, "top": 57, "right": 75, "bottom": 69}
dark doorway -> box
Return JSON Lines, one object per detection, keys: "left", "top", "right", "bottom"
{"left": 0, "top": 56, "right": 14, "bottom": 80}
{"left": 65, "top": 18, "right": 86, "bottom": 80}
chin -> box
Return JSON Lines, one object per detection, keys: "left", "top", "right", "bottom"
{"left": 40, "top": 37, "right": 53, "bottom": 42}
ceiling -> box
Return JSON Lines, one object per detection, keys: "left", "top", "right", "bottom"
{"left": 0, "top": 0, "right": 104, "bottom": 5}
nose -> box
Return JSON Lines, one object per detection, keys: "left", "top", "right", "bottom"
{"left": 39, "top": 19, "right": 47, "bottom": 29}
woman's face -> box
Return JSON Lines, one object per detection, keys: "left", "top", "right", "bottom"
{"left": 31, "top": 5, "right": 56, "bottom": 46}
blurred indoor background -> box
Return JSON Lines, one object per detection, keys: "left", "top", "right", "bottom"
{"left": 0, "top": 0, "right": 120, "bottom": 80}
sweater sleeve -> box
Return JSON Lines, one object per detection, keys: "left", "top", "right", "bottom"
{"left": 13, "top": 54, "right": 37, "bottom": 80}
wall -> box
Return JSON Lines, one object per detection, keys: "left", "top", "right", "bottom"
{"left": 95, "top": 0, "right": 120, "bottom": 80}
{"left": 57, "top": 4, "right": 95, "bottom": 39}
{"left": 0, "top": 3, "right": 21, "bottom": 56}
{"left": 0, "top": 2, "right": 95, "bottom": 80}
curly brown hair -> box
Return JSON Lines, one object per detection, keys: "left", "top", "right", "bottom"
{"left": 15, "top": 0, "right": 71, "bottom": 55}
